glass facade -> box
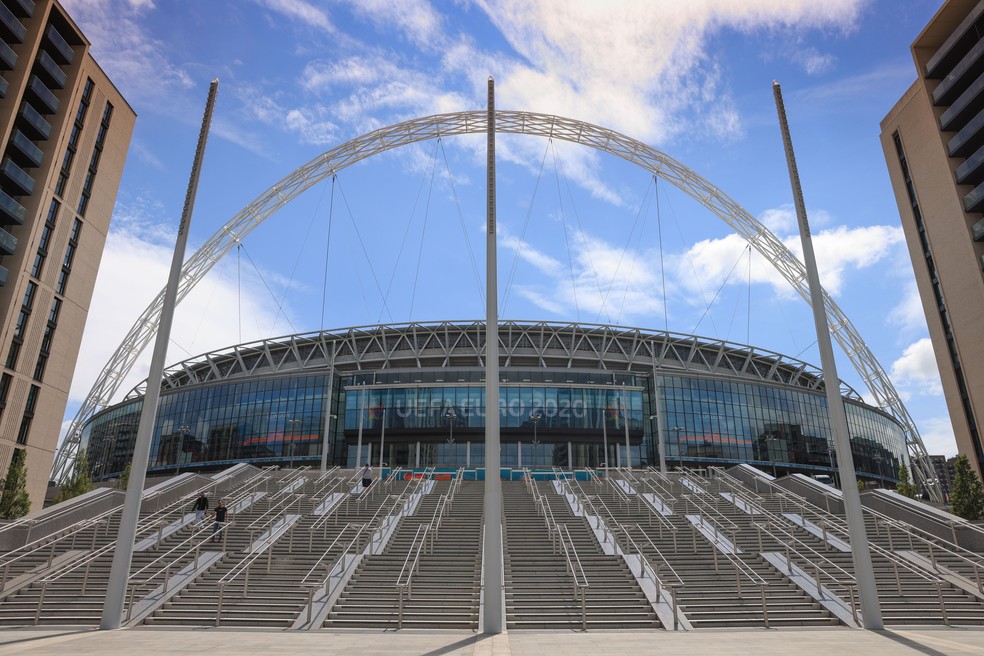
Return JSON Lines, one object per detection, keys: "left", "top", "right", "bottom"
{"left": 82, "top": 364, "right": 908, "bottom": 484}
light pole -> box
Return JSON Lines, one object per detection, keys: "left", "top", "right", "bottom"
{"left": 529, "top": 410, "right": 542, "bottom": 471}
{"left": 649, "top": 414, "right": 668, "bottom": 475}
{"left": 601, "top": 406, "right": 609, "bottom": 472}
{"left": 765, "top": 435, "right": 779, "bottom": 478}
{"left": 320, "top": 414, "right": 337, "bottom": 471}
{"left": 287, "top": 418, "right": 300, "bottom": 469}
{"left": 175, "top": 425, "right": 190, "bottom": 475}
{"left": 446, "top": 409, "right": 457, "bottom": 445}
{"left": 621, "top": 385, "right": 631, "bottom": 469}
{"left": 377, "top": 408, "right": 386, "bottom": 472}
{"left": 827, "top": 443, "right": 840, "bottom": 488}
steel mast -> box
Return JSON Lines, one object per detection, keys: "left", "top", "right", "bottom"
{"left": 773, "top": 80, "right": 883, "bottom": 629}
{"left": 100, "top": 79, "right": 218, "bottom": 630}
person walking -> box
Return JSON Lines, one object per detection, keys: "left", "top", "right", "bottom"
{"left": 360, "top": 464, "right": 373, "bottom": 492}
{"left": 192, "top": 492, "right": 209, "bottom": 524}
{"left": 210, "top": 499, "right": 232, "bottom": 542}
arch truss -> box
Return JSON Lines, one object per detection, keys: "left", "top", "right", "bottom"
{"left": 51, "top": 110, "right": 940, "bottom": 500}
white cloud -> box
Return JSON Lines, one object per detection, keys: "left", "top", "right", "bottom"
{"left": 890, "top": 338, "right": 943, "bottom": 399}
{"left": 500, "top": 224, "right": 668, "bottom": 323}
{"left": 682, "top": 221, "right": 905, "bottom": 300}
{"left": 236, "top": 86, "right": 340, "bottom": 146}
{"left": 69, "top": 200, "right": 291, "bottom": 407}
{"left": 917, "top": 416, "right": 958, "bottom": 458}
{"left": 888, "top": 279, "right": 929, "bottom": 334}
{"left": 60, "top": 0, "right": 194, "bottom": 109}
{"left": 342, "top": 0, "right": 444, "bottom": 50}
{"left": 253, "top": 0, "right": 334, "bottom": 33}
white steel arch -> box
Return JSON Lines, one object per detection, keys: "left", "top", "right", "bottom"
{"left": 51, "top": 110, "right": 938, "bottom": 498}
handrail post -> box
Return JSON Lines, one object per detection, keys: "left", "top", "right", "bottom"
{"left": 760, "top": 584, "right": 769, "bottom": 628}
{"left": 937, "top": 581, "right": 949, "bottom": 625}
{"left": 216, "top": 582, "right": 224, "bottom": 626}
{"left": 34, "top": 581, "right": 47, "bottom": 625}
{"left": 849, "top": 584, "right": 859, "bottom": 625}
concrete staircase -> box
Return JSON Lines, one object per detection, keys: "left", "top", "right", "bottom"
{"left": 503, "top": 479, "right": 660, "bottom": 630}
{"left": 323, "top": 479, "right": 483, "bottom": 629}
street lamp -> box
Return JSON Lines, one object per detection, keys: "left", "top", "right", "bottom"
{"left": 827, "top": 443, "right": 840, "bottom": 488}
{"left": 377, "top": 408, "right": 387, "bottom": 472}
{"left": 446, "top": 409, "right": 457, "bottom": 445}
{"left": 287, "top": 418, "right": 301, "bottom": 469}
{"left": 765, "top": 435, "right": 779, "bottom": 478}
{"left": 175, "top": 425, "right": 190, "bottom": 475}
{"left": 649, "top": 414, "right": 668, "bottom": 475}
{"left": 320, "top": 414, "right": 337, "bottom": 472}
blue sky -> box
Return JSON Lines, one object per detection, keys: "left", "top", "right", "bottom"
{"left": 59, "top": 0, "right": 957, "bottom": 456}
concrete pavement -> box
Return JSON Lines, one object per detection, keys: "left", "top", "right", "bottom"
{"left": 0, "top": 627, "right": 983, "bottom": 655}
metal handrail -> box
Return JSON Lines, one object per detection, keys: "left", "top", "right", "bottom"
{"left": 712, "top": 468, "right": 954, "bottom": 622}
{"left": 395, "top": 524, "right": 430, "bottom": 628}
{"left": 555, "top": 523, "right": 589, "bottom": 630}
{"left": 123, "top": 522, "right": 219, "bottom": 621}
{"left": 297, "top": 524, "right": 366, "bottom": 626}
{"left": 243, "top": 490, "right": 302, "bottom": 531}
{"left": 621, "top": 525, "right": 685, "bottom": 628}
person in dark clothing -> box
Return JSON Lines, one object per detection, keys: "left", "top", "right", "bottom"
{"left": 210, "top": 499, "right": 232, "bottom": 542}
{"left": 192, "top": 492, "right": 209, "bottom": 524}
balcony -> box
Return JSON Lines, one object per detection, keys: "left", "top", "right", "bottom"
{"left": 0, "top": 190, "right": 26, "bottom": 226}
{"left": 0, "top": 3, "right": 26, "bottom": 44}
{"left": 35, "top": 50, "right": 66, "bottom": 89}
{"left": 973, "top": 217, "right": 984, "bottom": 242}
{"left": 0, "top": 39, "right": 15, "bottom": 70}
{"left": 17, "top": 102, "right": 50, "bottom": 140}
{"left": 939, "top": 71, "right": 984, "bottom": 132}
{"left": 956, "top": 144, "right": 984, "bottom": 186}
{"left": 43, "top": 25, "right": 73, "bottom": 65}
{"left": 0, "top": 227, "right": 14, "bottom": 257}
{"left": 7, "top": 0, "right": 35, "bottom": 18}
{"left": 947, "top": 108, "right": 984, "bottom": 158}
{"left": 1, "top": 158, "right": 34, "bottom": 196}
{"left": 26, "top": 76, "right": 58, "bottom": 114}
{"left": 926, "top": 2, "right": 984, "bottom": 79}
{"left": 0, "top": 265, "right": 7, "bottom": 287}
{"left": 0, "top": 75, "right": 6, "bottom": 99}
{"left": 964, "top": 182, "right": 984, "bottom": 215}
{"left": 934, "top": 39, "right": 984, "bottom": 107}
{"left": 8, "top": 130, "right": 43, "bottom": 168}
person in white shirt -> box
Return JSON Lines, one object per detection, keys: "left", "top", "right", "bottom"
{"left": 361, "top": 464, "right": 373, "bottom": 492}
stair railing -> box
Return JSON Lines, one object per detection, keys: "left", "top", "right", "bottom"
{"left": 864, "top": 509, "right": 984, "bottom": 595}
{"left": 395, "top": 524, "right": 430, "bottom": 628}
{"left": 427, "top": 494, "right": 449, "bottom": 550}
{"left": 124, "top": 521, "right": 218, "bottom": 622}
{"left": 555, "top": 523, "right": 589, "bottom": 630}
{"left": 714, "top": 470, "right": 956, "bottom": 622}
{"left": 297, "top": 523, "right": 366, "bottom": 626}
{"left": 750, "top": 518, "right": 861, "bottom": 625}
{"left": 0, "top": 515, "right": 112, "bottom": 592}
{"left": 623, "top": 524, "right": 685, "bottom": 629}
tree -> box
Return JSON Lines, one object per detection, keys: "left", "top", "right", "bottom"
{"left": 895, "top": 463, "right": 918, "bottom": 499}
{"left": 55, "top": 450, "right": 93, "bottom": 504}
{"left": 116, "top": 462, "right": 131, "bottom": 491}
{"left": 950, "top": 455, "right": 984, "bottom": 521}
{"left": 0, "top": 449, "right": 31, "bottom": 520}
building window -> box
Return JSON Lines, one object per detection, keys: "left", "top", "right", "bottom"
{"left": 55, "top": 219, "right": 81, "bottom": 295}
{"left": 16, "top": 385, "right": 39, "bottom": 445}
{"left": 55, "top": 78, "right": 94, "bottom": 198}
{"left": 76, "top": 101, "right": 113, "bottom": 217}
{"left": 0, "top": 373, "right": 11, "bottom": 419}
{"left": 5, "top": 282, "right": 38, "bottom": 370}
{"left": 31, "top": 200, "right": 59, "bottom": 279}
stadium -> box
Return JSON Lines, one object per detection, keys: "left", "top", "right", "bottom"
{"left": 80, "top": 320, "right": 907, "bottom": 485}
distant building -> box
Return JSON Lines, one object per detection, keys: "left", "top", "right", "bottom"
{"left": 0, "top": 0, "right": 134, "bottom": 509}
{"left": 926, "top": 454, "right": 954, "bottom": 498}
{"left": 880, "top": 0, "right": 984, "bottom": 479}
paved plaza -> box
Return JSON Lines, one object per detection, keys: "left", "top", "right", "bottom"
{"left": 0, "top": 627, "right": 983, "bottom": 655}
